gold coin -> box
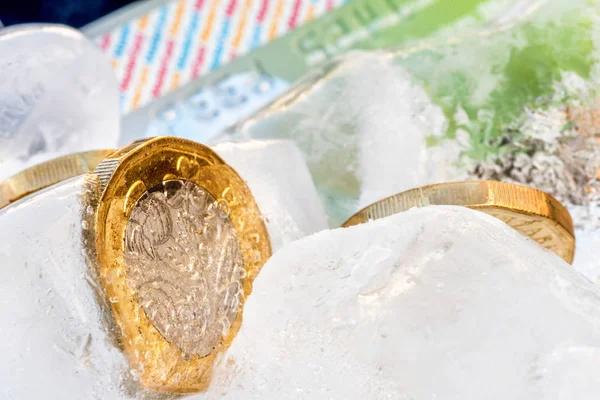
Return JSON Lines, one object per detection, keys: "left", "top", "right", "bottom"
{"left": 94, "top": 137, "right": 271, "bottom": 393}
{"left": 0, "top": 137, "right": 272, "bottom": 393}
{"left": 0, "top": 149, "right": 114, "bottom": 209}
{"left": 343, "top": 180, "right": 575, "bottom": 263}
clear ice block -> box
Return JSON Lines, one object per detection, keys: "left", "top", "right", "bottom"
{"left": 219, "top": 51, "right": 465, "bottom": 226}
{"left": 0, "top": 24, "right": 120, "bottom": 180}
{"left": 213, "top": 140, "right": 328, "bottom": 249}
{"left": 0, "top": 176, "right": 131, "bottom": 399}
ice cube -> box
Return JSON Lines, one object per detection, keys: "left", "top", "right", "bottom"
{"left": 221, "top": 51, "right": 465, "bottom": 225}
{"left": 0, "top": 176, "right": 131, "bottom": 399}
{"left": 213, "top": 140, "right": 328, "bottom": 251}
{"left": 208, "top": 206, "right": 600, "bottom": 399}
{"left": 0, "top": 24, "right": 120, "bottom": 180}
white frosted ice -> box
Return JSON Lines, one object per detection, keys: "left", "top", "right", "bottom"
{"left": 0, "top": 24, "right": 120, "bottom": 180}
{"left": 535, "top": 345, "right": 600, "bottom": 400}
{"left": 228, "top": 51, "right": 465, "bottom": 225}
{"left": 0, "top": 176, "right": 131, "bottom": 399}
{"left": 213, "top": 140, "right": 328, "bottom": 251}
{"left": 208, "top": 206, "right": 600, "bottom": 399}
{"left": 573, "top": 226, "right": 600, "bottom": 285}
{"left": 353, "top": 53, "right": 463, "bottom": 209}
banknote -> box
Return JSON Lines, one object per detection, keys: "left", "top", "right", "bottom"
{"left": 84, "top": 0, "right": 516, "bottom": 143}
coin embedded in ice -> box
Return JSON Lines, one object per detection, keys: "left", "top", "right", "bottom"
{"left": 92, "top": 137, "right": 271, "bottom": 393}
{"left": 0, "top": 136, "right": 271, "bottom": 393}
{"left": 343, "top": 180, "right": 575, "bottom": 263}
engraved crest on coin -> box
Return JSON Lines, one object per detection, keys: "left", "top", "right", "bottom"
{"left": 124, "top": 180, "right": 244, "bottom": 357}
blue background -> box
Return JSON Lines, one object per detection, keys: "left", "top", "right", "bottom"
{"left": 1, "top": 0, "right": 138, "bottom": 27}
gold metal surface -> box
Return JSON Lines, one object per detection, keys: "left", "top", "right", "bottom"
{"left": 0, "top": 149, "right": 114, "bottom": 209}
{"left": 94, "top": 137, "right": 271, "bottom": 393}
{"left": 343, "top": 180, "right": 575, "bottom": 263}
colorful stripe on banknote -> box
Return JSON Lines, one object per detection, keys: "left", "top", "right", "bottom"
{"left": 95, "top": 0, "right": 346, "bottom": 114}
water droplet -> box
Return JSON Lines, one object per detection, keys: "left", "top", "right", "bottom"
{"left": 109, "top": 297, "right": 118, "bottom": 303}
{"left": 81, "top": 220, "right": 88, "bottom": 230}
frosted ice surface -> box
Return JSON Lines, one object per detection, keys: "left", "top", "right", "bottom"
{"left": 0, "top": 24, "right": 120, "bottom": 180}
{"left": 535, "top": 345, "right": 600, "bottom": 400}
{"left": 566, "top": 205, "right": 600, "bottom": 284}
{"left": 0, "top": 176, "right": 131, "bottom": 399}
{"left": 208, "top": 206, "right": 600, "bottom": 399}
{"left": 226, "top": 51, "right": 465, "bottom": 225}
{"left": 213, "top": 140, "right": 328, "bottom": 250}
{"left": 353, "top": 54, "right": 462, "bottom": 210}
{"left": 573, "top": 228, "right": 600, "bottom": 284}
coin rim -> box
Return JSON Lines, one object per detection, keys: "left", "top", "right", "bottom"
{"left": 0, "top": 149, "right": 114, "bottom": 210}
{"left": 342, "top": 180, "right": 575, "bottom": 263}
